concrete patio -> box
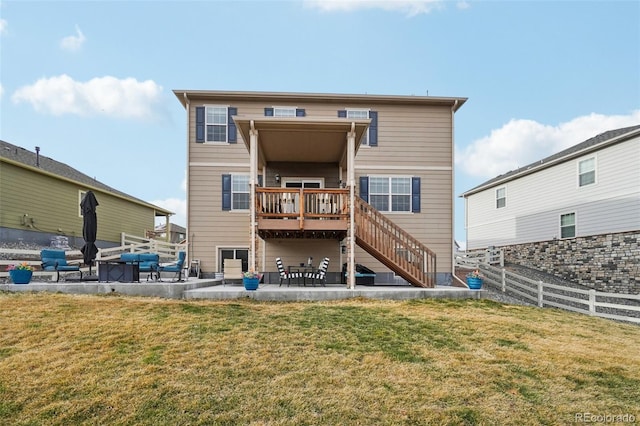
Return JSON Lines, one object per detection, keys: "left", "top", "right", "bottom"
{"left": 0, "top": 279, "right": 484, "bottom": 302}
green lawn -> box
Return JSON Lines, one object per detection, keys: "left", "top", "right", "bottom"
{"left": 1, "top": 292, "right": 638, "bottom": 425}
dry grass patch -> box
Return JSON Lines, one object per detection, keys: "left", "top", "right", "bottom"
{"left": 1, "top": 293, "right": 639, "bottom": 425}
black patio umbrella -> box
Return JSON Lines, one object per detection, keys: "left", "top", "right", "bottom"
{"left": 80, "top": 191, "right": 99, "bottom": 275}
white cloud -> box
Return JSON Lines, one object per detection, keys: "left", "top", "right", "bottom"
{"left": 304, "top": 0, "right": 443, "bottom": 16}
{"left": 60, "top": 25, "right": 86, "bottom": 52}
{"left": 153, "top": 197, "right": 187, "bottom": 228}
{"left": 456, "top": 1, "right": 470, "bottom": 10}
{"left": 12, "top": 74, "right": 164, "bottom": 120}
{"left": 0, "top": 83, "right": 4, "bottom": 98}
{"left": 0, "top": 18, "right": 7, "bottom": 35}
{"left": 456, "top": 111, "right": 640, "bottom": 179}
{"left": 154, "top": 172, "right": 187, "bottom": 228}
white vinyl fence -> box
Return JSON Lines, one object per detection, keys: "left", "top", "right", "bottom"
{"left": 469, "top": 259, "right": 640, "bottom": 325}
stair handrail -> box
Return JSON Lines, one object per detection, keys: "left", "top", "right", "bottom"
{"left": 354, "top": 197, "right": 436, "bottom": 288}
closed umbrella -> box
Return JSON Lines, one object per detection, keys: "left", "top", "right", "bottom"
{"left": 80, "top": 191, "right": 99, "bottom": 275}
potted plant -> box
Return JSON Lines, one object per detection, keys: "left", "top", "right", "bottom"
{"left": 466, "top": 269, "right": 484, "bottom": 290}
{"left": 7, "top": 262, "right": 34, "bottom": 284}
{"left": 242, "top": 270, "right": 262, "bottom": 291}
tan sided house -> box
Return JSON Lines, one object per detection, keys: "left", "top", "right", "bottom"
{"left": 175, "top": 90, "right": 466, "bottom": 288}
{"left": 0, "top": 141, "right": 173, "bottom": 249}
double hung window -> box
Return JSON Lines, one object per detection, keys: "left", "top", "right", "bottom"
{"left": 369, "top": 176, "right": 411, "bottom": 212}
{"left": 231, "top": 175, "right": 250, "bottom": 210}
{"left": 578, "top": 157, "right": 596, "bottom": 187}
{"left": 206, "top": 107, "right": 228, "bottom": 142}
{"left": 496, "top": 187, "right": 506, "bottom": 209}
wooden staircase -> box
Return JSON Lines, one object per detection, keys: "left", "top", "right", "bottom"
{"left": 354, "top": 197, "right": 436, "bottom": 288}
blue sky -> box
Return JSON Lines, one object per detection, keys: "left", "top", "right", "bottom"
{"left": 1, "top": 0, "right": 639, "bottom": 246}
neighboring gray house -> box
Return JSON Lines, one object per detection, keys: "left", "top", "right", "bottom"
{"left": 461, "top": 125, "right": 640, "bottom": 293}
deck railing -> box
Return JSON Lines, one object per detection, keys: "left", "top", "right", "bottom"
{"left": 256, "top": 188, "right": 349, "bottom": 222}
{"left": 354, "top": 197, "right": 436, "bottom": 288}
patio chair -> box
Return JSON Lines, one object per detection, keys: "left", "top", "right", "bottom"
{"left": 276, "top": 257, "right": 301, "bottom": 287}
{"left": 157, "top": 251, "right": 186, "bottom": 282}
{"left": 40, "top": 249, "right": 83, "bottom": 282}
{"left": 305, "top": 257, "right": 329, "bottom": 287}
{"left": 223, "top": 258, "right": 243, "bottom": 285}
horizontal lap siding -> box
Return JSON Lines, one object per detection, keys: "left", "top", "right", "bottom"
{"left": 189, "top": 167, "right": 249, "bottom": 273}
{"left": 1, "top": 163, "right": 154, "bottom": 244}
{"left": 355, "top": 105, "right": 453, "bottom": 275}
{"left": 187, "top": 97, "right": 455, "bottom": 277}
{"left": 467, "top": 137, "right": 640, "bottom": 249}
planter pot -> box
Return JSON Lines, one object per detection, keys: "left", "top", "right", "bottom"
{"left": 9, "top": 269, "right": 33, "bottom": 284}
{"left": 466, "top": 277, "right": 483, "bottom": 290}
{"left": 243, "top": 277, "right": 260, "bottom": 291}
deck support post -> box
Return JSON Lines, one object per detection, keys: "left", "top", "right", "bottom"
{"left": 249, "top": 122, "right": 258, "bottom": 273}
{"left": 347, "top": 124, "right": 356, "bottom": 290}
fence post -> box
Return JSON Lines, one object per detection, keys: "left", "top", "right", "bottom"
{"left": 501, "top": 268, "right": 506, "bottom": 293}
{"left": 538, "top": 281, "right": 544, "bottom": 308}
{"left": 485, "top": 249, "right": 490, "bottom": 265}
{"left": 500, "top": 250, "right": 504, "bottom": 267}
{"left": 588, "top": 289, "right": 596, "bottom": 316}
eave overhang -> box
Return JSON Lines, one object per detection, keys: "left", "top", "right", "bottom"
{"left": 234, "top": 116, "right": 370, "bottom": 167}
{"left": 174, "top": 90, "right": 467, "bottom": 112}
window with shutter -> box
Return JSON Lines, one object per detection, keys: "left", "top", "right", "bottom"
{"left": 198, "top": 106, "right": 236, "bottom": 143}
{"left": 361, "top": 176, "right": 417, "bottom": 212}
{"left": 341, "top": 109, "right": 378, "bottom": 146}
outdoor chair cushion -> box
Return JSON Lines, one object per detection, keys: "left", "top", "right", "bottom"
{"left": 120, "top": 253, "right": 159, "bottom": 272}
{"left": 40, "top": 249, "right": 82, "bottom": 282}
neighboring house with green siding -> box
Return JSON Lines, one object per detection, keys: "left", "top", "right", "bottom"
{"left": 0, "top": 141, "right": 173, "bottom": 249}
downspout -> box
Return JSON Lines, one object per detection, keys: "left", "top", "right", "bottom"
{"left": 184, "top": 92, "right": 192, "bottom": 264}
{"left": 451, "top": 99, "right": 459, "bottom": 283}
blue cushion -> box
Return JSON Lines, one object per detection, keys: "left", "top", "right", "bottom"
{"left": 120, "top": 253, "right": 140, "bottom": 263}
{"left": 41, "top": 249, "right": 76, "bottom": 270}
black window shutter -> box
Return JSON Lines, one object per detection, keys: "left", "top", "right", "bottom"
{"left": 295, "top": 108, "right": 305, "bottom": 117}
{"left": 359, "top": 176, "right": 369, "bottom": 202}
{"left": 369, "top": 111, "right": 378, "bottom": 146}
{"left": 337, "top": 110, "right": 347, "bottom": 118}
{"left": 228, "top": 107, "right": 237, "bottom": 143}
{"left": 411, "top": 177, "right": 421, "bottom": 213}
{"left": 195, "top": 106, "right": 205, "bottom": 143}
{"left": 264, "top": 107, "right": 274, "bottom": 116}
{"left": 222, "top": 174, "right": 232, "bottom": 211}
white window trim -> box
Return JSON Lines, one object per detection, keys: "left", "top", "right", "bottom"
{"left": 369, "top": 175, "right": 412, "bottom": 213}
{"left": 559, "top": 212, "right": 577, "bottom": 239}
{"left": 577, "top": 155, "right": 597, "bottom": 188}
{"left": 231, "top": 173, "right": 250, "bottom": 211}
{"left": 346, "top": 108, "right": 371, "bottom": 146}
{"left": 272, "top": 106, "right": 298, "bottom": 117}
{"left": 204, "top": 105, "right": 229, "bottom": 144}
{"left": 496, "top": 186, "right": 507, "bottom": 209}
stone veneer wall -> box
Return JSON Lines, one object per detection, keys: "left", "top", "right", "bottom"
{"left": 501, "top": 231, "right": 639, "bottom": 294}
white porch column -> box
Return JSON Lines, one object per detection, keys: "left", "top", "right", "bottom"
{"left": 347, "top": 125, "right": 356, "bottom": 290}
{"left": 249, "top": 123, "right": 258, "bottom": 272}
